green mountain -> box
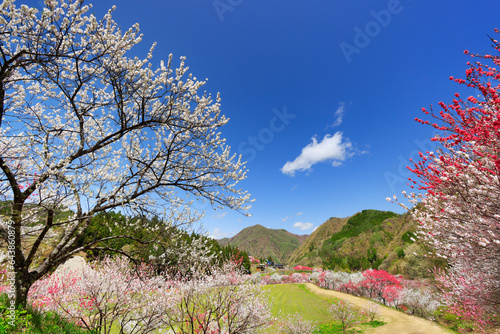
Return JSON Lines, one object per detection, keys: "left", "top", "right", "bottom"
{"left": 289, "top": 209, "right": 445, "bottom": 278}
{"left": 218, "top": 210, "right": 445, "bottom": 279}
{"left": 287, "top": 216, "right": 350, "bottom": 267}
{"left": 218, "top": 224, "right": 308, "bottom": 264}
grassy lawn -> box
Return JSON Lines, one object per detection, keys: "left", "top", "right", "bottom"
{"left": 263, "top": 284, "right": 386, "bottom": 334}
{"left": 263, "top": 283, "right": 336, "bottom": 325}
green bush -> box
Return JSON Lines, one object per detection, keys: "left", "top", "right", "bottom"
{"left": 0, "top": 294, "right": 95, "bottom": 334}
{"left": 395, "top": 247, "right": 405, "bottom": 259}
{"left": 401, "top": 231, "right": 416, "bottom": 244}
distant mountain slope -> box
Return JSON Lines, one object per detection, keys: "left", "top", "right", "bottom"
{"left": 219, "top": 210, "right": 445, "bottom": 279}
{"left": 318, "top": 209, "right": 404, "bottom": 269}
{"left": 218, "top": 224, "right": 307, "bottom": 264}
{"left": 287, "top": 216, "right": 350, "bottom": 267}
{"left": 288, "top": 209, "right": 443, "bottom": 279}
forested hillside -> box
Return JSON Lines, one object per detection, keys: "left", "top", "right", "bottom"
{"left": 289, "top": 210, "right": 445, "bottom": 278}
{"left": 287, "top": 216, "right": 349, "bottom": 267}
{"left": 218, "top": 224, "right": 307, "bottom": 263}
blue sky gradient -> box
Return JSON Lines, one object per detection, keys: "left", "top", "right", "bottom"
{"left": 74, "top": 0, "right": 499, "bottom": 238}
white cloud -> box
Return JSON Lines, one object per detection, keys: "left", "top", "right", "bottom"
{"left": 211, "top": 212, "right": 227, "bottom": 219}
{"left": 332, "top": 102, "right": 346, "bottom": 127}
{"left": 209, "top": 228, "right": 236, "bottom": 239}
{"left": 293, "top": 222, "right": 314, "bottom": 231}
{"left": 295, "top": 212, "right": 303, "bottom": 216}
{"left": 281, "top": 132, "right": 353, "bottom": 176}
{"left": 282, "top": 216, "right": 289, "bottom": 222}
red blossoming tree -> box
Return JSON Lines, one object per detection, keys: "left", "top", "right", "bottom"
{"left": 358, "top": 269, "right": 401, "bottom": 305}
{"left": 404, "top": 30, "right": 500, "bottom": 326}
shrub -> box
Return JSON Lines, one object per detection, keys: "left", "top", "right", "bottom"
{"left": 328, "top": 300, "right": 361, "bottom": 334}
{"left": 280, "top": 313, "right": 317, "bottom": 334}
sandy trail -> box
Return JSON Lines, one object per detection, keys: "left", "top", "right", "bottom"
{"left": 304, "top": 283, "right": 453, "bottom": 334}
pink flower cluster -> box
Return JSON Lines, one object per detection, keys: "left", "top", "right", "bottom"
{"left": 293, "top": 266, "right": 314, "bottom": 271}
{"left": 404, "top": 28, "right": 500, "bottom": 332}
{"left": 313, "top": 269, "right": 439, "bottom": 318}
{"left": 316, "top": 269, "right": 401, "bottom": 305}
{"left": 24, "top": 256, "right": 273, "bottom": 334}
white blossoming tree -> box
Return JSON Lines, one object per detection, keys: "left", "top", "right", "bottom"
{"left": 0, "top": 0, "right": 251, "bottom": 307}
{"left": 403, "top": 32, "right": 500, "bottom": 326}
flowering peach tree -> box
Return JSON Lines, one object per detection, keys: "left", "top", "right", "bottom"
{"left": 328, "top": 300, "right": 361, "bottom": 334}
{"left": 0, "top": 0, "right": 251, "bottom": 308}
{"left": 403, "top": 30, "right": 500, "bottom": 327}
{"left": 279, "top": 313, "right": 316, "bottom": 334}
{"left": 29, "top": 256, "right": 170, "bottom": 333}
{"left": 358, "top": 269, "right": 401, "bottom": 305}
{"left": 28, "top": 257, "right": 272, "bottom": 334}
{"left": 159, "top": 262, "right": 272, "bottom": 334}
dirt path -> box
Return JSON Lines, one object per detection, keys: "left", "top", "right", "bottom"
{"left": 304, "top": 283, "right": 453, "bottom": 334}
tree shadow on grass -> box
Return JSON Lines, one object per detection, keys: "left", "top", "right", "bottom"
{"left": 314, "top": 320, "right": 386, "bottom": 334}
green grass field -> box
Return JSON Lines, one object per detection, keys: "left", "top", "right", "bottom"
{"left": 263, "top": 283, "right": 336, "bottom": 325}
{"left": 263, "top": 284, "right": 386, "bottom": 334}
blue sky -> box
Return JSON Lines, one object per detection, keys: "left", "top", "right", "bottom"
{"left": 82, "top": 0, "right": 498, "bottom": 238}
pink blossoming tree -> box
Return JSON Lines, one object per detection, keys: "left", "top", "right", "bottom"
{"left": 28, "top": 257, "right": 273, "bottom": 333}
{"left": 404, "top": 30, "right": 500, "bottom": 327}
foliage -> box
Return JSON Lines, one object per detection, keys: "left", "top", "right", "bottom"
{"left": 314, "top": 269, "right": 402, "bottom": 306}
{"left": 78, "top": 211, "right": 251, "bottom": 275}
{"left": 313, "top": 269, "right": 440, "bottom": 319}
{"left": 325, "top": 210, "right": 399, "bottom": 245}
{"left": 402, "top": 29, "right": 500, "bottom": 330}
{"left": 210, "top": 239, "right": 251, "bottom": 273}
{"left": 435, "top": 308, "right": 477, "bottom": 334}
{"left": 288, "top": 217, "right": 349, "bottom": 267}
{"left": 0, "top": 293, "right": 95, "bottom": 334}
{"left": 76, "top": 211, "right": 138, "bottom": 259}
{"left": 394, "top": 247, "right": 404, "bottom": 259}
{"left": 401, "top": 231, "right": 416, "bottom": 244}
{"left": 319, "top": 210, "right": 404, "bottom": 271}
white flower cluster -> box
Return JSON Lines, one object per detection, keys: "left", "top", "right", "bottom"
{"left": 0, "top": 0, "right": 252, "bottom": 296}
{"left": 29, "top": 256, "right": 272, "bottom": 334}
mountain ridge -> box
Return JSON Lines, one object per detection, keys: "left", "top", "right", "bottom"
{"left": 217, "top": 224, "right": 308, "bottom": 264}
{"left": 216, "top": 209, "right": 443, "bottom": 279}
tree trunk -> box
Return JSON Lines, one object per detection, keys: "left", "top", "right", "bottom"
{"left": 14, "top": 274, "right": 31, "bottom": 309}
{"left": 12, "top": 201, "right": 32, "bottom": 309}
